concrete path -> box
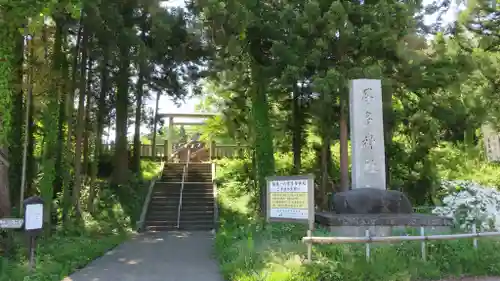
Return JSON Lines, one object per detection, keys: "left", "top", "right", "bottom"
{"left": 64, "top": 231, "right": 223, "bottom": 281}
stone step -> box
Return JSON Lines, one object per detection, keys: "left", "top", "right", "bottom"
{"left": 160, "top": 176, "right": 212, "bottom": 182}
{"left": 161, "top": 172, "right": 212, "bottom": 177}
{"left": 150, "top": 199, "right": 215, "bottom": 206}
{"left": 164, "top": 165, "right": 212, "bottom": 172}
{"left": 145, "top": 223, "right": 213, "bottom": 232}
{"left": 147, "top": 213, "right": 214, "bottom": 221}
{"left": 154, "top": 182, "right": 213, "bottom": 191}
{"left": 146, "top": 213, "right": 214, "bottom": 221}
{"left": 162, "top": 171, "right": 212, "bottom": 177}
{"left": 145, "top": 220, "right": 214, "bottom": 228}
{"left": 151, "top": 185, "right": 214, "bottom": 192}
{"left": 147, "top": 209, "right": 214, "bottom": 217}
{"left": 163, "top": 168, "right": 212, "bottom": 174}
{"left": 150, "top": 199, "right": 214, "bottom": 210}
{"left": 151, "top": 192, "right": 214, "bottom": 199}
{"left": 164, "top": 164, "right": 211, "bottom": 171}
{"left": 150, "top": 192, "right": 214, "bottom": 200}
{"left": 148, "top": 203, "right": 214, "bottom": 212}
{"left": 147, "top": 210, "right": 213, "bottom": 218}
{"left": 152, "top": 189, "right": 214, "bottom": 196}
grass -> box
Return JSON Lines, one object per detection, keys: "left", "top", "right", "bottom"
{"left": 0, "top": 160, "right": 162, "bottom": 281}
{"left": 0, "top": 219, "right": 129, "bottom": 281}
{"left": 214, "top": 152, "right": 500, "bottom": 281}
{"left": 216, "top": 188, "right": 500, "bottom": 281}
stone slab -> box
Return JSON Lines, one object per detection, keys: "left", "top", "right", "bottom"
{"left": 316, "top": 212, "right": 453, "bottom": 237}
{"left": 327, "top": 225, "right": 452, "bottom": 237}
{"left": 316, "top": 212, "right": 453, "bottom": 227}
{"left": 349, "top": 79, "right": 386, "bottom": 189}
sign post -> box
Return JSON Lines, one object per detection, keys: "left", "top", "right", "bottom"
{"left": 266, "top": 175, "right": 315, "bottom": 262}
{"left": 23, "top": 196, "right": 44, "bottom": 271}
{"left": 0, "top": 218, "right": 24, "bottom": 229}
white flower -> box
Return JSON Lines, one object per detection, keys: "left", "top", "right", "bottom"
{"left": 433, "top": 180, "right": 500, "bottom": 231}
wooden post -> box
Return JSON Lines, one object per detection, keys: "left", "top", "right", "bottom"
{"left": 307, "top": 229, "right": 312, "bottom": 262}
{"left": 420, "top": 227, "right": 426, "bottom": 261}
{"left": 164, "top": 140, "right": 169, "bottom": 161}
{"left": 210, "top": 140, "right": 216, "bottom": 160}
{"left": 365, "top": 229, "right": 371, "bottom": 261}
{"left": 473, "top": 224, "right": 478, "bottom": 249}
{"left": 168, "top": 117, "right": 174, "bottom": 158}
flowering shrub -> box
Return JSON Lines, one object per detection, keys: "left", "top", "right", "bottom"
{"left": 432, "top": 180, "right": 500, "bottom": 231}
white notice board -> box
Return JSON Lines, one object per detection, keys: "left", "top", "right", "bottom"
{"left": 266, "top": 175, "right": 314, "bottom": 226}
{"left": 25, "top": 204, "right": 43, "bottom": 230}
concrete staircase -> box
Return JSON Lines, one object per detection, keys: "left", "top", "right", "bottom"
{"left": 144, "top": 163, "right": 215, "bottom": 231}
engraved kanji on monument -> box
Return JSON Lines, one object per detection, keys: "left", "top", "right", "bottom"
{"left": 349, "top": 79, "right": 386, "bottom": 189}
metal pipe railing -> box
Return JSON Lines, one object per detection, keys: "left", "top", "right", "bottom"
{"left": 302, "top": 231, "right": 500, "bottom": 244}
{"left": 136, "top": 161, "right": 165, "bottom": 232}
{"left": 176, "top": 147, "right": 191, "bottom": 229}
{"left": 302, "top": 224, "right": 499, "bottom": 262}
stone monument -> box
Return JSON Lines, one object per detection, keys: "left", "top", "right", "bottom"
{"left": 349, "top": 79, "right": 386, "bottom": 190}
{"left": 316, "top": 79, "right": 453, "bottom": 236}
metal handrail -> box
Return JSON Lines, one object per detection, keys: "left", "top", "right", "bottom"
{"left": 212, "top": 162, "right": 219, "bottom": 231}
{"left": 137, "top": 161, "right": 165, "bottom": 231}
{"left": 176, "top": 147, "right": 191, "bottom": 228}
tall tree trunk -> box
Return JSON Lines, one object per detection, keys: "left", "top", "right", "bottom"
{"left": 26, "top": 46, "right": 35, "bottom": 197}
{"left": 291, "top": 84, "right": 303, "bottom": 174}
{"left": 133, "top": 14, "right": 148, "bottom": 173}
{"left": 41, "top": 18, "right": 64, "bottom": 232}
{"left": 132, "top": 75, "right": 143, "bottom": 174}
{"left": 88, "top": 44, "right": 109, "bottom": 212}
{"left": 82, "top": 56, "right": 93, "bottom": 182}
{"left": 53, "top": 31, "right": 69, "bottom": 204}
{"left": 318, "top": 91, "right": 333, "bottom": 210}
{"left": 20, "top": 35, "right": 34, "bottom": 211}
{"left": 320, "top": 134, "right": 331, "bottom": 210}
{"left": 62, "top": 16, "right": 83, "bottom": 225}
{"left": 383, "top": 86, "right": 393, "bottom": 189}
{"left": 8, "top": 30, "right": 24, "bottom": 211}
{"left": 339, "top": 94, "right": 349, "bottom": 192}
{"left": 250, "top": 64, "right": 275, "bottom": 216}
{"left": 72, "top": 24, "right": 89, "bottom": 217}
{"left": 112, "top": 3, "right": 134, "bottom": 185}
{"left": 0, "top": 148, "right": 10, "bottom": 218}
{"left": 152, "top": 91, "right": 161, "bottom": 158}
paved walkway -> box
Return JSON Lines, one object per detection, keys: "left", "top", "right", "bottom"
{"left": 64, "top": 231, "right": 223, "bottom": 281}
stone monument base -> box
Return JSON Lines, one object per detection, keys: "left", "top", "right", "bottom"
{"left": 316, "top": 212, "right": 453, "bottom": 237}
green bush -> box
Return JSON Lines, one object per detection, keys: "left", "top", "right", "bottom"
{"left": 0, "top": 160, "right": 162, "bottom": 281}
{"left": 430, "top": 143, "right": 500, "bottom": 188}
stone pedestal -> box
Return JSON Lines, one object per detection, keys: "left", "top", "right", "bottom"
{"left": 332, "top": 188, "right": 412, "bottom": 214}
{"left": 316, "top": 212, "right": 453, "bottom": 237}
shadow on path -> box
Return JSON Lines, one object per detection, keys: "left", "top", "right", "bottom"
{"left": 63, "top": 231, "right": 223, "bottom": 281}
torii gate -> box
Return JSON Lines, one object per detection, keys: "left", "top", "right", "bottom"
{"left": 157, "top": 112, "right": 218, "bottom": 158}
